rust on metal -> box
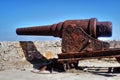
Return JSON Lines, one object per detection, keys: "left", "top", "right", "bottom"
{"left": 16, "top": 18, "right": 120, "bottom": 71}
{"left": 16, "top": 18, "right": 112, "bottom": 38}
{"left": 58, "top": 48, "right": 120, "bottom": 62}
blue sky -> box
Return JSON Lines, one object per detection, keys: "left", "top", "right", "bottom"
{"left": 0, "top": 0, "right": 120, "bottom": 41}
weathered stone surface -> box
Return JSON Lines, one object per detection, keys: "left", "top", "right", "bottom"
{"left": 0, "top": 40, "right": 120, "bottom": 71}
{"left": 109, "top": 40, "right": 120, "bottom": 48}
{"left": 0, "top": 41, "right": 61, "bottom": 71}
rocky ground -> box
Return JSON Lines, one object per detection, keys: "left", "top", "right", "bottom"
{"left": 0, "top": 59, "right": 120, "bottom": 80}
{"left": 0, "top": 41, "right": 120, "bottom": 80}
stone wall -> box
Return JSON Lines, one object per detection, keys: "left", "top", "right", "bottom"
{"left": 0, "top": 40, "right": 120, "bottom": 71}
{"left": 0, "top": 41, "right": 61, "bottom": 71}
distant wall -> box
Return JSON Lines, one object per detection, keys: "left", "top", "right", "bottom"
{"left": 109, "top": 40, "right": 120, "bottom": 48}
{"left": 0, "top": 40, "right": 120, "bottom": 71}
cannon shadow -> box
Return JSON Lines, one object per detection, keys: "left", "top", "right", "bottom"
{"left": 76, "top": 66, "right": 120, "bottom": 77}
{"left": 19, "top": 41, "right": 64, "bottom": 72}
{"left": 19, "top": 41, "right": 50, "bottom": 70}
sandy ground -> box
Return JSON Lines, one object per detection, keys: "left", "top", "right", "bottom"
{"left": 1, "top": 60, "right": 120, "bottom": 80}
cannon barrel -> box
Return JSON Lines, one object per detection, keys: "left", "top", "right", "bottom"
{"left": 16, "top": 18, "right": 112, "bottom": 38}
{"left": 16, "top": 22, "right": 63, "bottom": 37}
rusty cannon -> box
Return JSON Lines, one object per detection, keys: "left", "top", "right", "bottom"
{"left": 16, "top": 18, "right": 120, "bottom": 70}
